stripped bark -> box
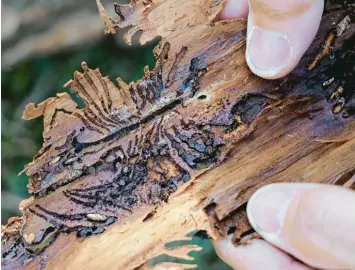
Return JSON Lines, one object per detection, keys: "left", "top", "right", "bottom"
{"left": 2, "top": 0, "right": 355, "bottom": 269}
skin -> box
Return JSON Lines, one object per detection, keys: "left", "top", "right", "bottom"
{"left": 219, "top": 0, "right": 324, "bottom": 79}
{"left": 214, "top": 183, "right": 355, "bottom": 269}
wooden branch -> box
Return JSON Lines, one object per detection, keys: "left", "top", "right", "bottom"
{"left": 2, "top": 0, "right": 355, "bottom": 269}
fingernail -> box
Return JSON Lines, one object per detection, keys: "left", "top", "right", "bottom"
{"left": 247, "top": 185, "right": 296, "bottom": 234}
{"left": 247, "top": 27, "right": 292, "bottom": 75}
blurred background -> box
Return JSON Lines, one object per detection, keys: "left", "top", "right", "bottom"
{"left": 1, "top": 0, "right": 231, "bottom": 268}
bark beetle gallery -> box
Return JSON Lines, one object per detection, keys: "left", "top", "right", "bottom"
{"left": 2, "top": 0, "right": 355, "bottom": 269}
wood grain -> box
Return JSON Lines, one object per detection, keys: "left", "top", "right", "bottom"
{"left": 2, "top": 0, "right": 354, "bottom": 269}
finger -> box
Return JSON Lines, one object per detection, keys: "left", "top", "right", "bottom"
{"left": 246, "top": 0, "right": 324, "bottom": 79}
{"left": 247, "top": 183, "right": 355, "bottom": 269}
{"left": 219, "top": 0, "right": 249, "bottom": 20}
{"left": 214, "top": 236, "right": 314, "bottom": 270}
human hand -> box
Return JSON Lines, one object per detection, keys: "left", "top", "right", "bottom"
{"left": 219, "top": 0, "right": 324, "bottom": 79}
{"left": 214, "top": 183, "right": 355, "bottom": 269}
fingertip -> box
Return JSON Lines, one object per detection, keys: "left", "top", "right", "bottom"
{"left": 213, "top": 235, "right": 243, "bottom": 269}
{"left": 214, "top": 237, "right": 313, "bottom": 270}
{"left": 247, "top": 183, "right": 355, "bottom": 269}
{"left": 246, "top": 183, "right": 318, "bottom": 244}
{"left": 246, "top": 0, "right": 324, "bottom": 79}
{"left": 245, "top": 24, "right": 294, "bottom": 79}
{"left": 219, "top": 0, "right": 249, "bottom": 20}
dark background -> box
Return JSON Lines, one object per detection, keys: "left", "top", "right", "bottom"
{"left": 1, "top": 0, "right": 232, "bottom": 268}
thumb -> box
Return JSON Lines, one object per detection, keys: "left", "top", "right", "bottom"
{"left": 247, "top": 183, "right": 355, "bottom": 269}
{"left": 246, "top": 0, "right": 324, "bottom": 79}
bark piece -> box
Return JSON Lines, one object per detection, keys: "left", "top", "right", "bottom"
{"left": 2, "top": 0, "right": 355, "bottom": 269}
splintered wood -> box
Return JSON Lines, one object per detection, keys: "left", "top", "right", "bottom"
{"left": 2, "top": 0, "right": 355, "bottom": 269}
